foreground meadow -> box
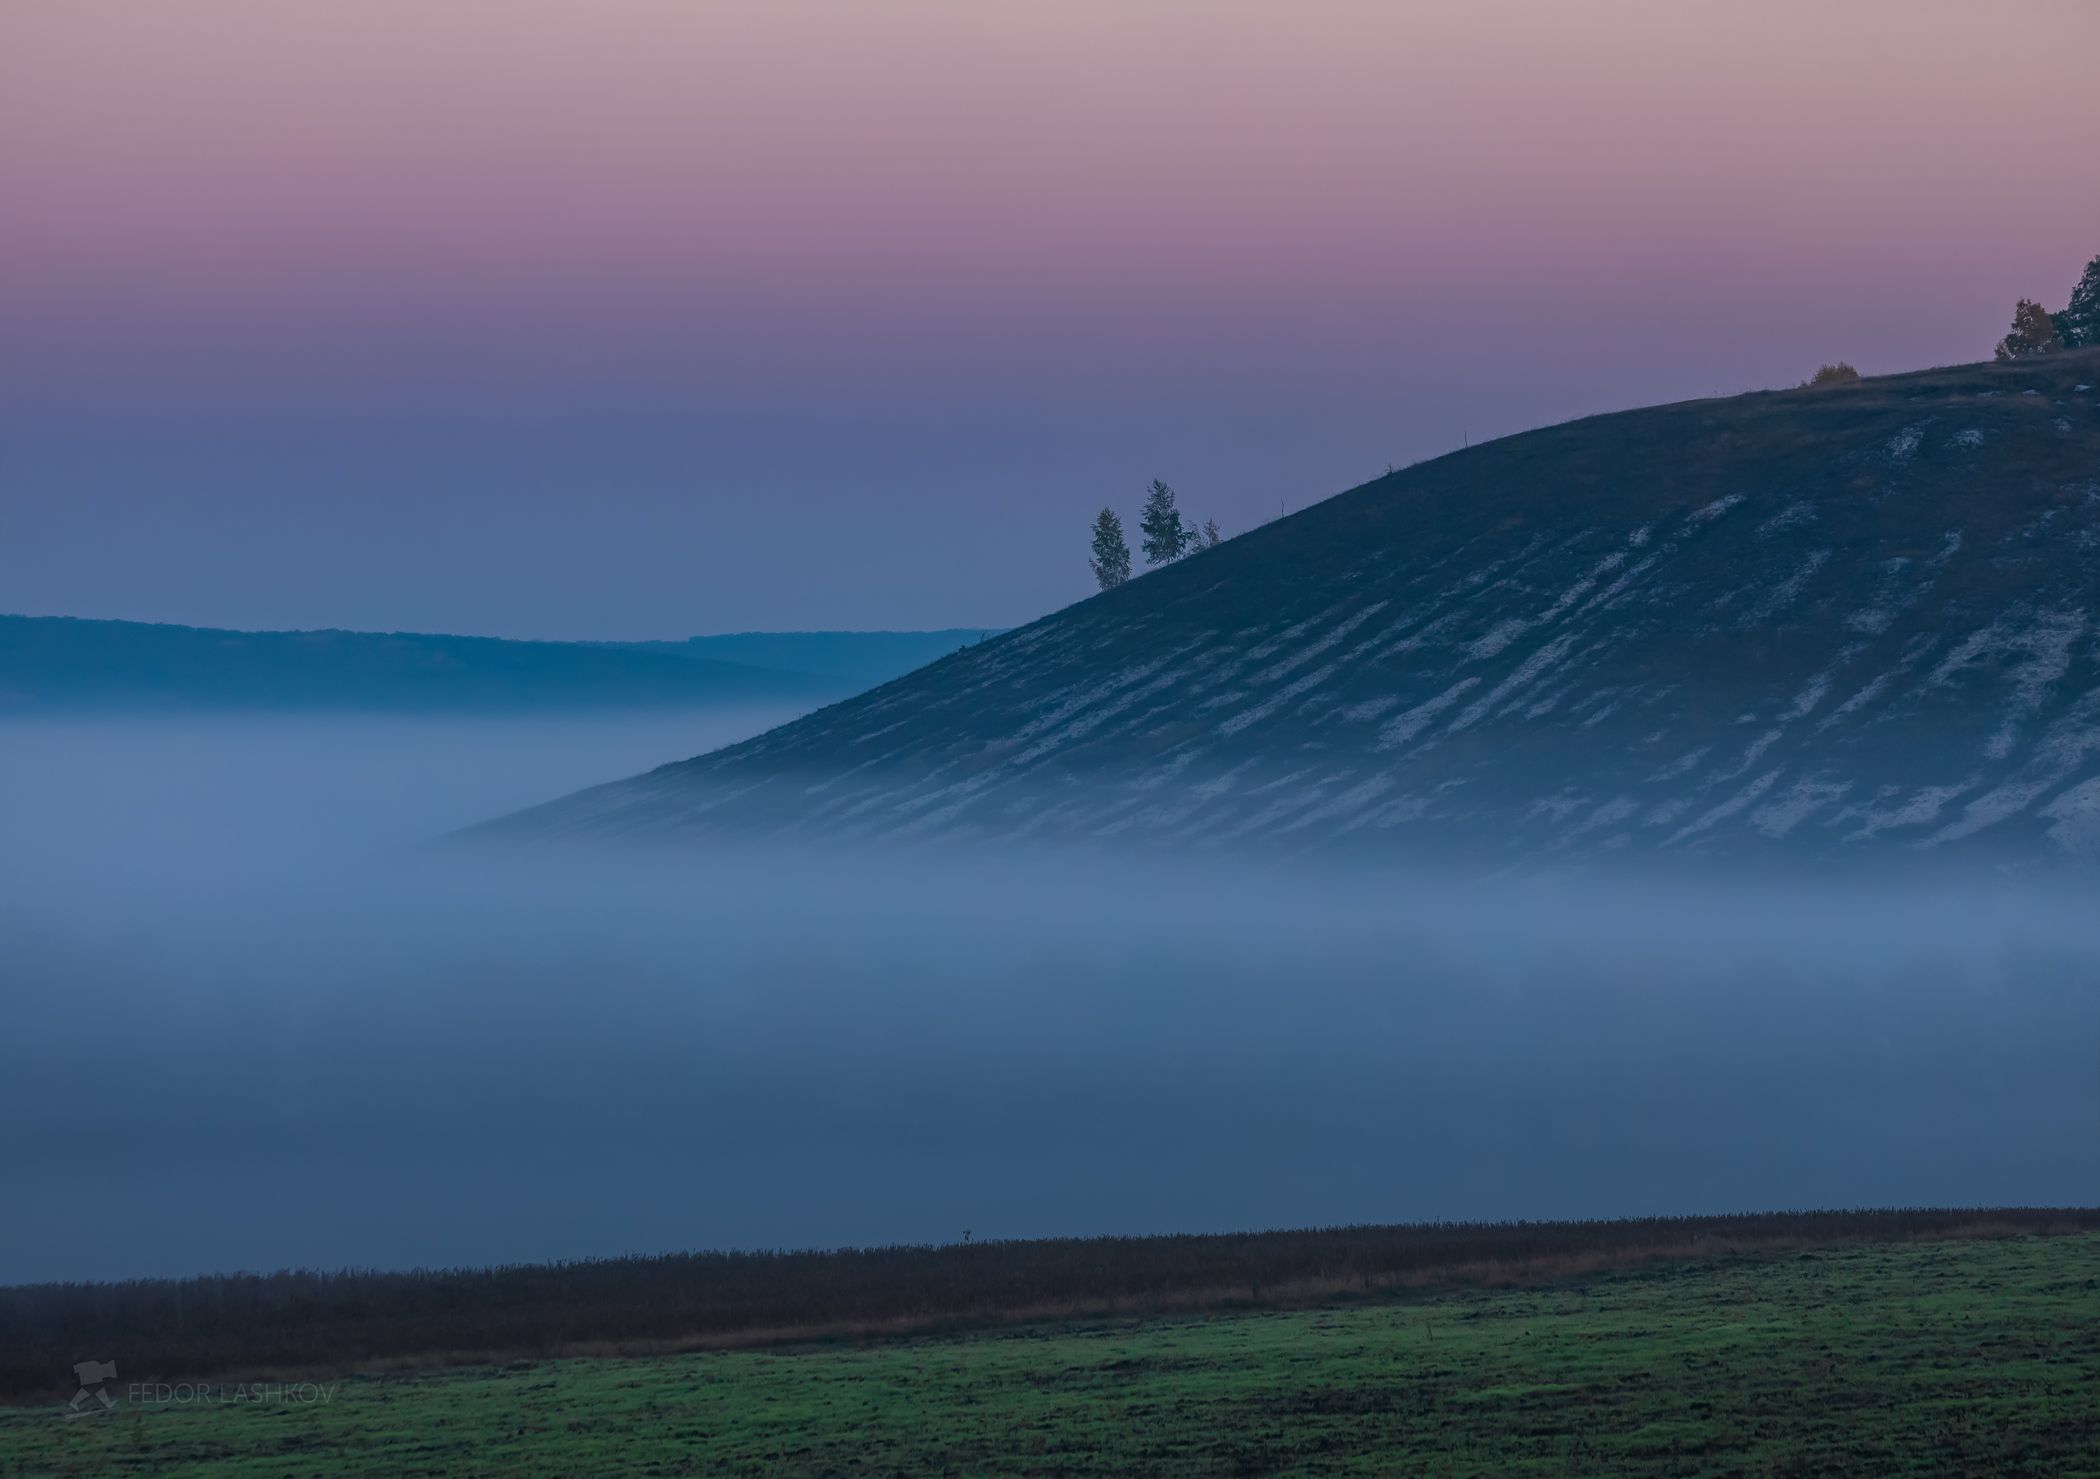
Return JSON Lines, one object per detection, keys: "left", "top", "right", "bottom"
{"left": 4, "top": 1231, "right": 2096, "bottom": 1477}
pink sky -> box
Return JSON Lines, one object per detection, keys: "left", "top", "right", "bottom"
{"left": 3, "top": 1, "right": 2097, "bottom": 633}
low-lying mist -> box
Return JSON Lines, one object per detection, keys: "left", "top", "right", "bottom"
{"left": 2, "top": 714, "right": 2095, "bottom": 1284}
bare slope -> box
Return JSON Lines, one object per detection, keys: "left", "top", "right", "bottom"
{"left": 496, "top": 352, "right": 2100, "bottom": 861}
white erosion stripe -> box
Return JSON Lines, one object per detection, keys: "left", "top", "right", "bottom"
{"left": 2042, "top": 778, "right": 2100, "bottom": 857}
{"left": 1922, "top": 777, "right": 2064, "bottom": 846}
{"left": 1373, "top": 678, "right": 1482, "bottom": 750}
{"left": 1466, "top": 618, "right": 1530, "bottom": 662}
{"left": 1579, "top": 680, "right": 1637, "bottom": 726}
{"left": 1925, "top": 690, "right": 2100, "bottom": 846}
{"left": 1819, "top": 635, "right": 1940, "bottom": 733}
{"left": 1885, "top": 424, "right": 1925, "bottom": 462}
{"left": 1577, "top": 795, "right": 1642, "bottom": 835}
{"left": 1925, "top": 623, "right": 2011, "bottom": 691}
{"left": 1665, "top": 768, "right": 1783, "bottom": 846}
{"left": 1782, "top": 674, "right": 1831, "bottom": 721}
{"left": 1374, "top": 608, "right": 1470, "bottom": 661}
{"left": 1336, "top": 694, "right": 1403, "bottom": 724}
{"left": 1839, "top": 533, "right": 1958, "bottom": 635}
{"left": 1250, "top": 601, "right": 1390, "bottom": 684}
{"left": 1121, "top": 747, "right": 1206, "bottom": 793}
{"left": 1466, "top": 549, "right": 1628, "bottom": 661}
{"left": 1225, "top": 778, "right": 1343, "bottom": 838}
{"left": 1713, "top": 728, "right": 1784, "bottom": 783}
{"left": 849, "top": 718, "right": 914, "bottom": 747}
{"left": 1751, "top": 777, "right": 1853, "bottom": 838}
{"left": 1242, "top": 617, "right": 1319, "bottom": 663}
{"left": 1216, "top": 661, "right": 1342, "bottom": 737}
{"left": 1687, "top": 493, "right": 1745, "bottom": 523}
{"left": 1747, "top": 549, "right": 1831, "bottom": 622}
{"left": 1845, "top": 783, "right": 1972, "bottom": 842}
{"left": 1007, "top": 664, "right": 1189, "bottom": 767}
{"left": 1009, "top": 657, "right": 1172, "bottom": 742}
{"left": 1584, "top": 549, "right": 1668, "bottom": 617}
{"left": 1280, "top": 775, "right": 1398, "bottom": 832}
{"left": 1645, "top": 797, "right": 1692, "bottom": 827}
{"left": 1985, "top": 610, "right": 2086, "bottom": 761}
{"left": 1184, "top": 759, "right": 1262, "bottom": 805}
{"left": 1522, "top": 789, "right": 1586, "bottom": 825}
{"left": 1846, "top": 603, "right": 1897, "bottom": 636}
{"left": 1365, "top": 538, "right": 1554, "bottom": 666}
{"left": 1447, "top": 633, "right": 1578, "bottom": 734}
{"left": 1757, "top": 502, "right": 1817, "bottom": 537}
{"left": 1366, "top": 786, "right": 1458, "bottom": 830}
{"left": 1648, "top": 747, "right": 1710, "bottom": 783}
{"left": 1520, "top": 681, "right": 1577, "bottom": 721}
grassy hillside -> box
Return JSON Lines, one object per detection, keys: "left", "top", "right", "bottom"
{"left": 497, "top": 350, "right": 2100, "bottom": 862}
{"left": 5, "top": 1231, "right": 2095, "bottom": 1476}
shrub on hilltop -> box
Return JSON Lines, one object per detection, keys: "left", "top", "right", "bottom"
{"left": 1996, "top": 298, "right": 2063, "bottom": 361}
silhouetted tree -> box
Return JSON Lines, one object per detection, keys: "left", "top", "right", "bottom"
{"left": 1138, "top": 480, "right": 1192, "bottom": 566}
{"left": 2057, "top": 254, "right": 2100, "bottom": 349}
{"left": 1087, "top": 508, "right": 1131, "bottom": 590}
{"left": 1995, "top": 299, "right": 2062, "bottom": 361}
{"left": 1802, "top": 362, "right": 1860, "bottom": 388}
{"left": 1192, "top": 517, "right": 1223, "bottom": 550}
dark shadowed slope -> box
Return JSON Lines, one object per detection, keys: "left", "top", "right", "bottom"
{"left": 0, "top": 618, "right": 857, "bottom": 713}
{"left": 492, "top": 352, "right": 2100, "bottom": 862}
{"left": 614, "top": 630, "right": 1000, "bottom": 688}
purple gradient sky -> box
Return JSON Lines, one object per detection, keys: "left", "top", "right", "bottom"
{"left": 4, "top": 1, "right": 2097, "bottom": 637}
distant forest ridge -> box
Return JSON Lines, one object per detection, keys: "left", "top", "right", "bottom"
{"left": 0, "top": 616, "right": 995, "bottom": 714}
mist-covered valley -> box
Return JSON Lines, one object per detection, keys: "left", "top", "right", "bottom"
{"left": 3, "top": 713, "right": 2094, "bottom": 1285}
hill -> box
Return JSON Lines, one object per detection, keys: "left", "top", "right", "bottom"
{"left": 0, "top": 617, "right": 836, "bottom": 714}
{"left": 492, "top": 352, "right": 2100, "bottom": 862}
{"left": 612, "top": 629, "right": 997, "bottom": 688}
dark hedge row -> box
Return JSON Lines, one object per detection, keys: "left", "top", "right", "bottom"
{"left": 5, "top": 1207, "right": 2093, "bottom": 1398}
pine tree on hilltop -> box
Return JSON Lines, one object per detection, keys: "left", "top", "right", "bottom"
{"left": 1138, "top": 480, "right": 1191, "bottom": 566}
{"left": 1193, "top": 516, "right": 1223, "bottom": 550}
{"left": 2057, "top": 255, "right": 2100, "bottom": 349}
{"left": 1995, "top": 299, "right": 2062, "bottom": 361}
{"left": 1087, "top": 507, "right": 1131, "bottom": 590}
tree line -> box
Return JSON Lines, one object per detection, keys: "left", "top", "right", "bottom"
{"left": 1994, "top": 251, "right": 2100, "bottom": 361}
{"left": 1806, "top": 251, "right": 2097, "bottom": 388}
{"left": 1088, "top": 481, "right": 1222, "bottom": 590}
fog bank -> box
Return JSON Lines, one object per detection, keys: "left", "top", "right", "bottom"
{"left": 2, "top": 716, "right": 2094, "bottom": 1283}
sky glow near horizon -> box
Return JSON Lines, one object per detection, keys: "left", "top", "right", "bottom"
{"left": 3, "top": 0, "right": 2097, "bottom": 636}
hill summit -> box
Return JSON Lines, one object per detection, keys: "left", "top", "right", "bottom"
{"left": 492, "top": 352, "right": 2100, "bottom": 863}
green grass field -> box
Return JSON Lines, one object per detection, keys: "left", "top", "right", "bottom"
{"left": 5, "top": 1233, "right": 2096, "bottom": 1477}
